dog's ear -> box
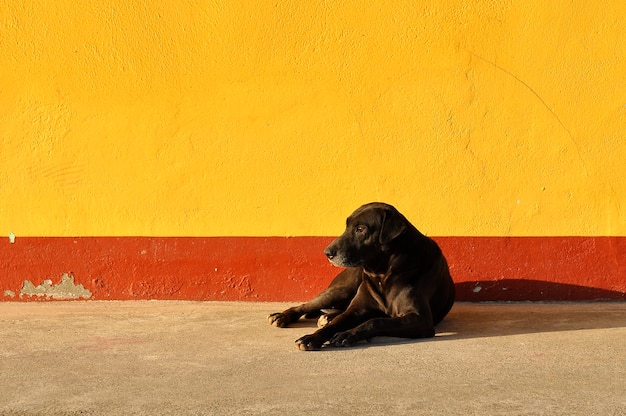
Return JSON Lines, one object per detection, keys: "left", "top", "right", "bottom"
{"left": 379, "top": 208, "right": 406, "bottom": 245}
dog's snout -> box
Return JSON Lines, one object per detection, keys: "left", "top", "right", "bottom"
{"left": 324, "top": 247, "right": 337, "bottom": 260}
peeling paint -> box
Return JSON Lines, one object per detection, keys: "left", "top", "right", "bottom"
{"left": 3, "top": 290, "right": 15, "bottom": 298}
{"left": 20, "top": 273, "right": 92, "bottom": 300}
{"left": 9, "top": 233, "right": 16, "bottom": 243}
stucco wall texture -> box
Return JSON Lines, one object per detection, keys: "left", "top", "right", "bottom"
{"left": 1, "top": 1, "right": 625, "bottom": 301}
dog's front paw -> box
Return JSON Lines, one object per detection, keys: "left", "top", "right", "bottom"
{"left": 267, "top": 312, "right": 292, "bottom": 328}
{"left": 295, "top": 334, "right": 324, "bottom": 351}
{"left": 329, "top": 331, "right": 358, "bottom": 348}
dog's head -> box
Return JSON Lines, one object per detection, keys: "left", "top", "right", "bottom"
{"left": 324, "top": 202, "right": 408, "bottom": 268}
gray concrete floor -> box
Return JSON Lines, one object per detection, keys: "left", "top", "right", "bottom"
{"left": 0, "top": 301, "right": 624, "bottom": 415}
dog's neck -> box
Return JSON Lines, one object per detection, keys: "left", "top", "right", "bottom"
{"left": 363, "top": 229, "right": 440, "bottom": 277}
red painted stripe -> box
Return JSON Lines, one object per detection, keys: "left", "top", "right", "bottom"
{"left": 437, "top": 237, "right": 626, "bottom": 301}
{"left": 1, "top": 237, "right": 624, "bottom": 301}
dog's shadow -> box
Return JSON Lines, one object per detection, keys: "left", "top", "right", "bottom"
{"left": 305, "top": 302, "right": 626, "bottom": 350}
{"left": 437, "top": 302, "right": 624, "bottom": 339}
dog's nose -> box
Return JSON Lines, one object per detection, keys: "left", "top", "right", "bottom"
{"left": 324, "top": 248, "right": 336, "bottom": 260}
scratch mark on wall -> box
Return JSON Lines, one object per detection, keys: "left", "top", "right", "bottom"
{"left": 31, "top": 162, "right": 88, "bottom": 191}
{"left": 20, "top": 273, "right": 92, "bottom": 300}
{"left": 467, "top": 50, "right": 589, "bottom": 175}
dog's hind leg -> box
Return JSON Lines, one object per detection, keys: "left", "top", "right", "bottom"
{"left": 315, "top": 309, "right": 343, "bottom": 328}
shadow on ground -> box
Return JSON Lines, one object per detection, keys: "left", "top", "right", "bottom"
{"left": 435, "top": 302, "right": 626, "bottom": 340}
{"left": 287, "top": 302, "right": 626, "bottom": 350}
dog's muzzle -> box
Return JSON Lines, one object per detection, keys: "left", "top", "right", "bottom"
{"left": 324, "top": 247, "right": 343, "bottom": 267}
{"left": 324, "top": 247, "right": 359, "bottom": 267}
{"left": 324, "top": 247, "right": 337, "bottom": 260}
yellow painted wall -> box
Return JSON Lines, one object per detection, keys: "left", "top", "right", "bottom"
{"left": 1, "top": 1, "right": 624, "bottom": 237}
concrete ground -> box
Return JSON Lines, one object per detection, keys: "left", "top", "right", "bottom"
{"left": 0, "top": 302, "right": 624, "bottom": 416}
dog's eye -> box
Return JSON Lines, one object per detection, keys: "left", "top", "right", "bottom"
{"left": 355, "top": 225, "right": 367, "bottom": 234}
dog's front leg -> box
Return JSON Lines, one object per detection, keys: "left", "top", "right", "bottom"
{"left": 328, "top": 312, "right": 435, "bottom": 347}
{"left": 268, "top": 268, "right": 361, "bottom": 328}
{"left": 295, "top": 308, "right": 377, "bottom": 351}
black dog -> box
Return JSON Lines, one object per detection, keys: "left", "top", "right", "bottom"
{"left": 268, "top": 202, "right": 455, "bottom": 350}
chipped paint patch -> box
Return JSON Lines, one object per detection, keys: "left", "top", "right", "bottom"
{"left": 20, "top": 273, "right": 92, "bottom": 300}
{"left": 3, "top": 290, "right": 16, "bottom": 298}
{"left": 9, "top": 232, "right": 16, "bottom": 243}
